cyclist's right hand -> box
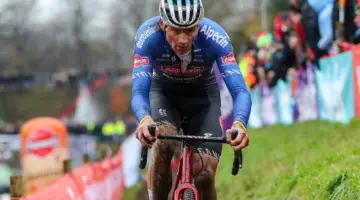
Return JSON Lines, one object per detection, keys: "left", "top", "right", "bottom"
{"left": 135, "top": 116, "right": 157, "bottom": 148}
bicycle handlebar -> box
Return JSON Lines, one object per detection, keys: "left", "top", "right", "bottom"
{"left": 139, "top": 125, "right": 156, "bottom": 169}
{"left": 139, "top": 124, "right": 243, "bottom": 176}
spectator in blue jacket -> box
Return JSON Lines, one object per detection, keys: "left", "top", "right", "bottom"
{"left": 308, "top": 0, "right": 335, "bottom": 51}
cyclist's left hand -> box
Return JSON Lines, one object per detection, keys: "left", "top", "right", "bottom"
{"left": 226, "top": 122, "right": 249, "bottom": 151}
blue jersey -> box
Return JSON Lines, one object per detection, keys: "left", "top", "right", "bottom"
{"left": 131, "top": 16, "right": 252, "bottom": 126}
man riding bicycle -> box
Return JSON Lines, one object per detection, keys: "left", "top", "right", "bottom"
{"left": 131, "top": 0, "right": 252, "bottom": 199}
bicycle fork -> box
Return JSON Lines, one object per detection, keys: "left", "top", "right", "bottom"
{"left": 172, "top": 145, "right": 199, "bottom": 200}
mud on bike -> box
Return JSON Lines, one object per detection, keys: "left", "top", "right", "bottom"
{"left": 139, "top": 124, "right": 243, "bottom": 200}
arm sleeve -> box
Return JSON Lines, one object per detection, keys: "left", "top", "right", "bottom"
{"left": 131, "top": 29, "right": 154, "bottom": 122}
{"left": 214, "top": 35, "right": 252, "bottom": 126}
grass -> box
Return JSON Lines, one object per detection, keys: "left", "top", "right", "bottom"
{"left": 216, "top": 119, "right": 360, "bottom": 200}
{"left": 123, "top": 168, "right": 148, "bottom": 200}
{"left": 124, "top": 119, "right": 360, "bottom": 200}
{"left": 124, "top": 183, "right": 145, "bottom": 200}
{"left": 0, "top": 86, "right": 77, "bottom": 122}
{"left": 0, "top": 83, "right": 128, "bottom": 122}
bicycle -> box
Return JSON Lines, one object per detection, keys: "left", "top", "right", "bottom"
{"left": 139, "top": 124, "right": 243, "bottom": 200}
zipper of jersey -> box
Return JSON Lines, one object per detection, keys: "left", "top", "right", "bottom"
{"left": 178, "top": 43, "right": 196, "bottom": 84}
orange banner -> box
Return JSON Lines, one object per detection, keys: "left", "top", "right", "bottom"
{"left": 352, "top": 45, "right": 360, "bottom": 116}
{"left": 20, "top": 150, "right": 124, "bottom": 200}
{"left": 20, "top": 117, "right": 69, "bottom": 195}
{"left": 22, "top": 175, "right": 83, "bottom": 200}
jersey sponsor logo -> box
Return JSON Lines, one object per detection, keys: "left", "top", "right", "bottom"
{"left": 134, "top": 54, "right": 150, "bottom": 67}
{"left": 156, "top": 58, "right": 170, "bottom": 62}
{"left": 221, "top": 52, "right": 237, "bottom": 65}
{"left": 132, "top": 71, "right": 153, "bottom": 79}
{"left": 162, "top": 53, "right": 170, "bottom": 58}
{"left": 200, "top": 25, "right": 229, "bottom": 48}
{"left": 158, "top": 109, "right": 167, "bottom": 116}
{"left": 196, "top": 147, "right": 219, "bottom": 160}
{"left": 136, "top": 25, "right": 159, "bottom": 49}
{"left": 162, "top": 73, "right": 203, "bottom": 82}
{"left": 193, "top": 58, "right": 204, "bottom": 63}
{"left": 204, "top": 133, "right": 213, "bottom": 138}
{"left": 221, "top": 69, "right": 242, "bottom": 78}
{"left": 160, "top": 64, "right": 204, "bottom": 76}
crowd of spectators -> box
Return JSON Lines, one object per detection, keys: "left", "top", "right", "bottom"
{"left": 238, "top": 0, "right": 360, "bottom": 90}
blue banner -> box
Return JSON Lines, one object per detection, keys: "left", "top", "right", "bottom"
{"left": 275, "top": 78, "right": 293, "bottom": 125}
{"left": 316, "top": 52, "right": 355, "bottom": 123}
{"left": 260, "top": 84, "right": 277, "bottom": 126}
{"left": 293, "top": 64, "right": 319, "bottom": 122}
{"left": 248, "top": 86, "right": 262, "bottom": 128}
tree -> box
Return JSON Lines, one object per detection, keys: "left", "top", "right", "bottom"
{"left": 108, "top": 0, "right": 158, "bottom": 68}
{"left": 0, "top": 0, "right": 37, "bottom": 74}
{"left": 65, "top": 0, "right": 90, "bottom": 71}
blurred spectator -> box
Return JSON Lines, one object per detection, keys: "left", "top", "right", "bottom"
{"left": 238, "top": 44, "right": 258, "bottom": 89}
{"left": 352, "top": 9, "right": 360, "bottom": 43}
{"left": 308, "top": 0, "right": 335, "bottom": 52}
{"left": 236, "top": 0, "right": 360, "bottom": 91}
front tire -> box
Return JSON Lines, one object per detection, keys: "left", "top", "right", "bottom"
{"left": 183, "top": 189, "right": 195, "bottom": 200}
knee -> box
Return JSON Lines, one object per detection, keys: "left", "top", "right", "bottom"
{"left": 153, "top": 122, "right": 178, "bottom": 155}
{"left": 191, "top": 154, "right": 218, "bottom": 186}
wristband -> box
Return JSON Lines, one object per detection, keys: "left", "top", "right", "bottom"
{"left": 140, "top": 115, "right": 151, "bottom": 125}
{"left": 233, "top": 120, "right": 246, "bottom": 130}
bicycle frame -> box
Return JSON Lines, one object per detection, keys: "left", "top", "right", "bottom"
{"left": 172, "top": 144, "right": 198, "bottom": 200}
{"left": 139, "top": 124, "right": 242, "bottom": 200}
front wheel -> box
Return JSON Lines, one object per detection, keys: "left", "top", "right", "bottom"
{"left": 183, "top": 189, "right": 195, "bottom": 200}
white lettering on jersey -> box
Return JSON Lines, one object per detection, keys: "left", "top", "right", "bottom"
{"left": 132, "top": 71, "right": 153, "bottom": 79}
{"left": 200, "top": 25, "right": 229, "bottom": 48}
{"left": 136, "top": 26, "right": 159, "bottom": 49}
{"left": 221, "top": 69, "right": 242, "bottom": 78}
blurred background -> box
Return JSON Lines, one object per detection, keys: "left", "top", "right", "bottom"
{"left": 1, "top": 0, "right": 360, "bottom": 199}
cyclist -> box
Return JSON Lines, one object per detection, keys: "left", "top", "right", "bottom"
{"left": 131, "top": 0, "right": 252, "bottom": 199}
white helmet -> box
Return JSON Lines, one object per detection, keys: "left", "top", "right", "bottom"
{"left": 159, "top": 0, "right": 204, "bottom": 29}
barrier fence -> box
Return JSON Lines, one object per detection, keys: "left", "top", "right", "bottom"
{"left": 247, "top": 45, "right": 360, "bottom": 128}
{"left": 10, "top": 150, "right": 124, "bottom": 200}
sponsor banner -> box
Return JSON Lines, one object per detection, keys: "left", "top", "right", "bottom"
{"left": 352, "top": 45, "right": 360, "bottom": 116}
{"left": 20, "top": 117, "right": 69, "bottom": 195}
{"left": 0, "top": 135, "right": 20, "bottom": 168}
{"left": 121, "top": 134, "right": 142, "bottom": 188}
{"left": 316, "top": 52, "right": 355, "bottom": 123}
{"left": 0, "top": 163, "right": 12, "bottom": 187}
{"left": 260, "top": 84, "right": 277, "bottom": 126}
{"left": 69, "top": 134, "right": 98, "bottom": 168}
{"left": 293, "top": 64, "right": 319, "bottom": 122}
{"left": 248, "top": 86, "right": 262, "bottom": 128}
{"left": 274, "top": 78, "right": 294, "bottom": 125}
